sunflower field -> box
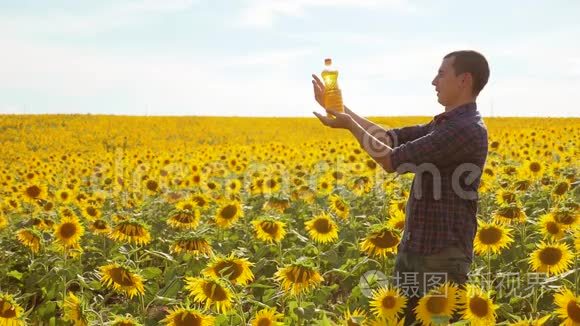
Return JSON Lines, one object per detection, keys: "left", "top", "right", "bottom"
{"left": 0, "top": 114, "right": 578, "bottom": 325}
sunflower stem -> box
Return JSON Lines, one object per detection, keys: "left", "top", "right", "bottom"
{"left": 382, "top": 256, "right": 388, "bottom": 275}
{"left": 297, "top": 292, "right": 302, "bottom": 326}
{"left": 487, "top": 251, "right": 491, "bottom": 292}
{"left": 62, "top": 248, "right": 68, "bottom": 310}
{"left": 236, "top": 292, "right": 247, "bottom": 326}
{"left": 574, "top": 252, "right": 580, "bottom": 295}
{"left": 139, "top": 293, "right": 146, "bottom": 316}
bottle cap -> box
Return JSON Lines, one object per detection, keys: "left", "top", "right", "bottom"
{"left": 324, "top": 58, "right": 332, "bottom": 65}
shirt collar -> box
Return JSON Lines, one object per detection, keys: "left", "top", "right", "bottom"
{"left": 433, "top": 102, "right": 477, "bottom": 124}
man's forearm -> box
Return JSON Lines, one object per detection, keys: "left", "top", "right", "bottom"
{"left": 347, "top": 119, "right": 395, "bottom": 173}
{"left": 345, "top": 106, "right": 393, "bottom": 147}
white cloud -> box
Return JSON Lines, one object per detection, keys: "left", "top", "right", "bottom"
{"left": 1, "top": 2, "right": 579, "bottom": 117}
{"left": 237, "top": 0, "right": 419, "bottom": 27}
{"left": 0, "top": 38, "right": 316, "bottom": 116}
{"left": 0, "top": 0, "right": 198, "bottom": 36}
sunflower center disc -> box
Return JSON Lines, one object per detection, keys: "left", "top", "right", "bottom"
{"left": 110, "top": 268, "right": 135, "bottom": 286}
{"left": 370, "top": 231, "right": 399, "bottom": 248}
{"left": 60, "top": 223, "right": 77, "bottom": 239}
{"left": 567, "top": 300, "right": 580, "bottom": 322}
{"left": 539, "top": 247, "right": 563, "bottom": 266}
{"left": 479, "top": 227, "right": 502, "bottom": 245}
{"left": 469, "top": 296, "right": 489, "bottom": 317}
{"left": 0, "top": 300, "right": 17, "bottom": 318}
{"left": 426, "top": 296, "right": 447, "bottom": 315}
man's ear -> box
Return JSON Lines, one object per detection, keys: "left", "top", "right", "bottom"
{"left": 462, "top": 73, "right": 473, "bottom": 87}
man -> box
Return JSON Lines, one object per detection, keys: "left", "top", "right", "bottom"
{"left": 313, "top": 50, "right": 489, "bottom": 325}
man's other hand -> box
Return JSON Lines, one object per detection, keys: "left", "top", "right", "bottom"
{"left": 313, "top": 110, "right": 354, "bottom": 130}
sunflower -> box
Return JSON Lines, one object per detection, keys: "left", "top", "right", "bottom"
{"left": 225, "top": 178, "right": 242, "bottom": 194}
{"left": 369, "top": 286, "right": 407, "bottom": 320}
{"left": 251, "top": 218, "right": 287, "bottom": 244}
{"left": 507, "top": 315, "right": 551, "bottom": 326}
{"left": 492, "top": 204, "right": 527, "bottom": 224}
{"left": 56, "top": 189, "right": 73, "bottom": 204}
{"left": 367, "top": 316, "right": 405, "bottom": 326}
{"left": 351, "top": 176, "right": 373, "bottom": 196}
{"left": 59, "top": 206, "right": 78, "bottom": 219}
{"left": 552, "top": 181, "right": 570, "bottom": 198}
{"left": 215, "top": 201, "right": 243, "bottom": 228}
{"left": 514, "top": 179, "right": 531, "bottom": 191}
{"left": 161, "top": 306, "right": 214, "bottom": 326}
{"left": 63, "top": 292, "right": 88, "bottom": 326}
{"left": 529, "top": 241, "right": 573, "bottom": 276}
{"left": 190, "top": 194, "right": 211, "bottom": 211}
{"left": 184, "top": 277, "right": 234, "bottom": 313}
{"left": 523, "top": 160, "right": 543, "bottom": 178}
{"left": 385, "top": 213, "right": 405, "bottom": 233}
{"left": 170, "top": 235, "right": 213, "bottom": 257}
{"left": 473, "top": 221, "right": 514, "bottom": 255}
{"left": 79, "top": 202, "right": 102, "bottom": 221}
{"left": 538, "top": 213, "right": 565, "bottom": 240}
{"left": 164, "top": 191, "right": 185, "bottom": 204}
{"left": 167, "top": 209, "right": 201, "bottom": 230}
{"left": 316, "top": 176, "right": 334, "bottom": 196}
{"left": 143, "top": 179, "right": 160, "bottom": 194}
{"left": 202, "top": 254, "right": 254, "bottom": 285}
{"left": 89, "top": 219, "right": 111, "bottom": 235}
{"left": 554, "top": 287, "right": 580, "bottom": 326}
{"left": 30, "top": 216, "right": 51, "bottom": 230}
{"left": 204, "top": 180, "right": 222, "bottom": 194}
{"left": 109, "top": 220, "right": 151, "bottom": 245}
{"left": 414, "top": 282, "right": 459, "bottom": 326}
{"left": 0, "top": 212, "right": 8, "bottom": 230}
{"left": 341, "top": 308, "right": 367, "bottom": 326}
{"left": 0, "top": 293, "right": 25, "bottom": 325}
{"left": 16, "top": 228, "right": 41, "bottom": 253}
{"left": 175, "top": 198, "right": 198, "bottom": 211}
{"left": 3, "top": 196, "right": 20, "bottom": 213}
{"left": 22, "top": 183, "right": 47, "bottom": 203}
{"left": 551, "top": 208, "right": 579, "bottom": 230}
{"left": 251, "top": 307, "right": 284, "bottom": 326}
{"left": 99, "top": 263, "right": 145, "bottom": 298}
{"left": 250, "top": 177, "right": 266, "bottom": 196}
{"left": 291, "top": 185, "right": 316, "bottom": 204}
{"left": 263, "top": 177, "right": 282, "bottom": 195}
{"left": 458, "top": 284, "right": 498, "bottom": 326}
{"left": 330, "top": 170, "right": 346, "bottom": 185}
{"left": 478, "top": 176, "right": 491, "bottom": 193}
{"left": 41, "top": 200, "right": 55, "bottom": 213}
{"left": 274, "top": 263, "right": 323, "bottom": 296}
{"left": 388, "top": 199, "right": 407, "bottom": 216}
{"left": 329, "top": 194, "right": 350, "bottom": 220}
{"left": 262, "top": 197, "right": 291, "bottom": 213}
{"left": 110, "top": 315, "right": 143, "bottom": 326}
{"left": 495, "top": 189, "right": 519, "bottom": 206}
{"left": 54, "top": 215, "right": 84, "bottom": 249}
{"left": 360, "top": 226, "right": 400, "bottom": 258}
{"left": 191, "top": 173, "right": 205, "bottom": 187}
{"left": 305, "top": 212, "right": 339, "bottom": 244}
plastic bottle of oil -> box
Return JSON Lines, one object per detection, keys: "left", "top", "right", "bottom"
{"left": 321, "top": 58, "right": 344, "bottom": 118}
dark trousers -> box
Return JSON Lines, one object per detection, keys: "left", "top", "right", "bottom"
{"left": 393, "top": 246, "right": 472, "bottom": 326}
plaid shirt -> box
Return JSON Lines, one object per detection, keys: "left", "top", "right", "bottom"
{"left": 387, "top": 102, "right": 488, "bottom": 259}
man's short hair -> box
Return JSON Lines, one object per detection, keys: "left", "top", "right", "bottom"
{"left": 444, "top": 50, "right": 490, "bottom": 96}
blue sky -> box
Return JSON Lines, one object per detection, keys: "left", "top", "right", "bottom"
{"left": 1, "top": 0, "right": 579, "bottom": 117}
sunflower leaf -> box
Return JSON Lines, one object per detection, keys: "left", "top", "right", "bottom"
{"left": 142, "top": 267, "right": 163, "bottom": 279}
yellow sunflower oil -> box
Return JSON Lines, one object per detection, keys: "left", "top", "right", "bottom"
{"left": 321, "top": 58, "right": 344, "bottom": 118}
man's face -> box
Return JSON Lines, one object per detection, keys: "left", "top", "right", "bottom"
{"left": 431, "top": 56, "right": 469, "bottom": 107}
